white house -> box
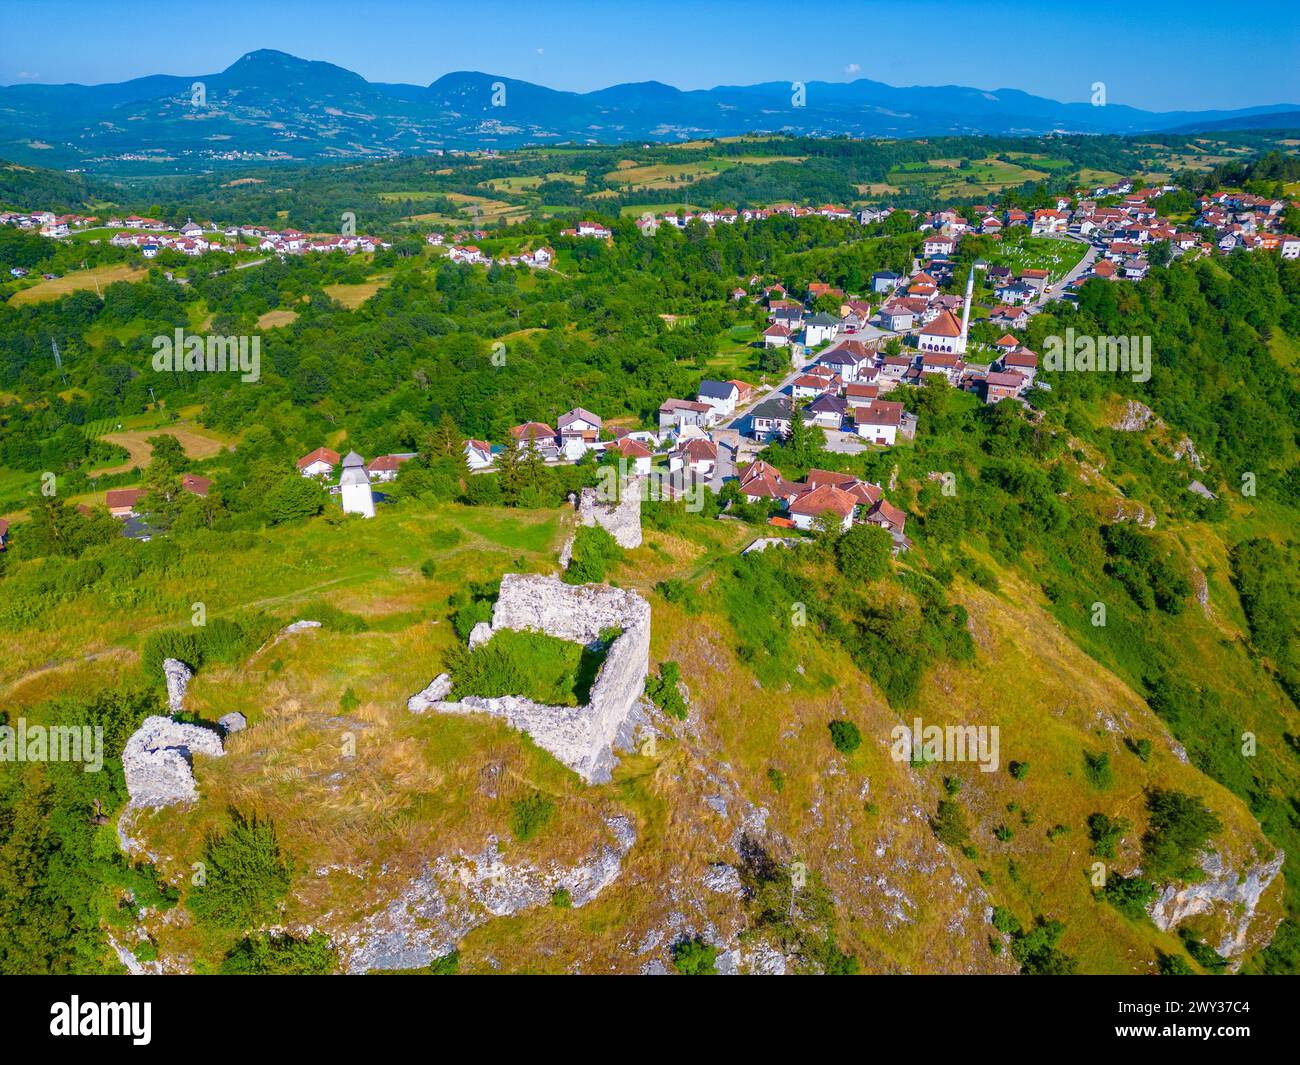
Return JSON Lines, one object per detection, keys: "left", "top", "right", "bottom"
{"left": 853, "top": 400, "right": 905, "bottom": 446}
{"left": 788, "top": 484, "right": 856, "bottom": 532}
{"left": 803, "top": 312, "right": 841, "bottom": 347}
{"left": 696, "top": 379, "right": 739, "bottom": 417}
{"left": 557, "top": 407, "right": 602, "bottom": 459}
{"left": 339, "top": 451, "right": 376, "bottom": 518}
{"left": 607, "top": 436, "right": 653, "bottom": 475}
{"left": 464, "top": 439, "right": 496, "bottom": 470}
{"left": 658, "top": 398, "right": 713, "bottom": 432}
{"left": 917, "top": 309, "right": 965, "bottom": 355}
{"left": 297, "top": 446, "right": 340, "bottom": 479}
{"left": 763, "top": 323, "right": 792, "bottom": 348}
{"left": 669, "top": 438, "right": 718, "bottom": 478}
{"left": 367, "top": 453, "right": 416, "bottom": 483}
{"left": 922, "top": 234, "right": 956, "bottom": 258}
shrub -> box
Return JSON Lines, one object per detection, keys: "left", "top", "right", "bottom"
{"left": 1009, "top": 760, "right": 1029, "bottom": 780}
{"left": 1099, "top": 872, "right": 1155, "bottom": 921}
{"left": 1158, "top": 951, "right": 1196, "bottom": 975}
{"left": 1083, "top": 750, "right": 1113, "bottom": 790}
{"left": 1125, "top": 736, "right": 1153, "bottom": 762}
{"left": 1179, "top": 929, "right": 1228, "bottom": 974}
{"left": 828, "top": 719, "right": 861, "bottom": 754}
{"left": 551, "top": 887, "right": 573, "bottom": 909}
{"left": 834, "top": 523, "right": 892, "bottom": 582}
{"left": 187, "top": 811, "right": 292, "bottom": 930}
{"left": 932, "top": 800, "right": 970, "bottom": 847}
{"left": 1009, "top": 916, "right": 1078, "bottom": 975}
{"left": 140, "top": 629, "right": 204, "bottom": 679}
{"left": 1141, "top": 788, "right": 1223, "bottom": 883}
{"left": 656, "top": 577, "right": 702, "bottom": 614}
{"left": 450, "top": 629, "right": 604, "bottom": 706}
{"left": 564, "top": 524, "right": 624, "bottom": 585}
{"left": 645, "top": 661, "right": 686, "bottom": 719}
{"left": 509, "top": 792, "right": 555, "bottom": 842}
{"left": 264, "top": 475, "right": 325, "bottom": 525}
{"left": 219, "top": 931, "right": 338, "bottom": 974}
{"left": 671, "top": 936, "right": 719, "bottom": 975}
{"left": 1087, "top": 812, "right": 1130, "bottom": 860}
{"left": 428, "top": 950, "right": 460, "bottom": 975}
{"left": 767, "top": 767, "right": 785, "bottom": 793}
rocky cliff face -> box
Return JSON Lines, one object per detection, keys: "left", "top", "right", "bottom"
{"left": 1149, "top": 849, "right": 1286, "bottom": 962}
{"left": 336, "top": 815, "right": 636, "bottom": 973}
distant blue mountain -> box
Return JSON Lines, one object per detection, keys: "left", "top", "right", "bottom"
{"left": 0, "top": 49, "right": 1294, "bottom": 171}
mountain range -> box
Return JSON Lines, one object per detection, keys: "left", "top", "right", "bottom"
{"left": 1, "top": 49, "right": 1297, "bottom": 172}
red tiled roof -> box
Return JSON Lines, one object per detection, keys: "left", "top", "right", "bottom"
{"left": 920, "top": 309, "right": 962, "bottom": 337}
{"left": 610, "top": 437, "right": 652, "bottom": 459}
{"left": 105, "top": 488, "right": 144, "bottom": 510}
{"left": 510, "top": 422, "right": 556, "bottom": 441}
{"left": 854, "top": 400, "right": 905, "bottom": 427}
{"left": 181, "top": 473, "right": 212, "bottom": 496}
{"left": 297, "top": 446, "right": 340, "bottom": 470}
{"left": 789, "top": 483, "right": 857, "bottom": 518}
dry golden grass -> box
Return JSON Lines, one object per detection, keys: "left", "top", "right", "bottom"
{"left": 10, "top": 263, "right": 147, "bottom": 306}
{"left": 91, "top": 422, "right": 230, "bottom": 477}
{"left": 256, "top": 308, "right": 299, "bottom": 328}
{"left": 322, "top": 277, "right": 390, "bottom": 309}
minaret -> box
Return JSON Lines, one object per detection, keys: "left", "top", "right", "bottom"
{"left": 958, "top": 259, "right": 987, "bottom": 355}
{"left": 339, "top": 451, "right": 375, "bottom": 518}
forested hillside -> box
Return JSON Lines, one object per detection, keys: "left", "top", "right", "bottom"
{"left": 0, "top": 144, "right": 1298, "bottom": 975}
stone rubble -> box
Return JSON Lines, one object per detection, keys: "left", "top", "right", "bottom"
{"left": 121, "top": 715, "right": 224, "bottom": 807}
{"left": 162, "top": 658, "right": 193, "bottom": 715}
{"left": 406, "top": 672, "right": 452, "bottom": 713}
{"left": 218, "top": 711, "right": 247, "bottom": 734}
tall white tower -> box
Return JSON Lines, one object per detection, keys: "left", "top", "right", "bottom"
{"left": 958, "top": 259, "right": 988, "bottom": 355}
{"left": 339, "top": 451, "right": 375, "bottom": 518}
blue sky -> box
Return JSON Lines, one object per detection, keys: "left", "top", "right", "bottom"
{"left": 2, "top": 0, "right": 1298, "bottom": 112}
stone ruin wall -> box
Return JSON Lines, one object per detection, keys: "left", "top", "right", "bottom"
{"left": 576, "top": 474, "right": 642, "bottom": 550}
{"left": 420, "top": 574, "right": 651, "bottom": 783}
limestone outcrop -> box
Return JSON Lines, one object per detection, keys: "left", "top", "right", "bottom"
{"left": 121, "top": 715, "right": 224, "bottom": 807}
{"left": 406, "top": 673, "right": 452, "bottom": 713}
{"left": 409, "top": 573, "right": 651, "bottom": 783}
{"left": 1148, "top": 849, "right": 1285, "bottom": 962}
{"left": 337, "top": 814, "right": 636, "bottom": 973}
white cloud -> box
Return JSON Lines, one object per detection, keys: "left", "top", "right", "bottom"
{"left": 845, "top": 63, "right": 861, "bottom": 75}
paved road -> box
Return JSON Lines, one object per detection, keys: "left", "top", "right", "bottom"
{"left": 724, "top": 351, "right": 814, "bottom": 431}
